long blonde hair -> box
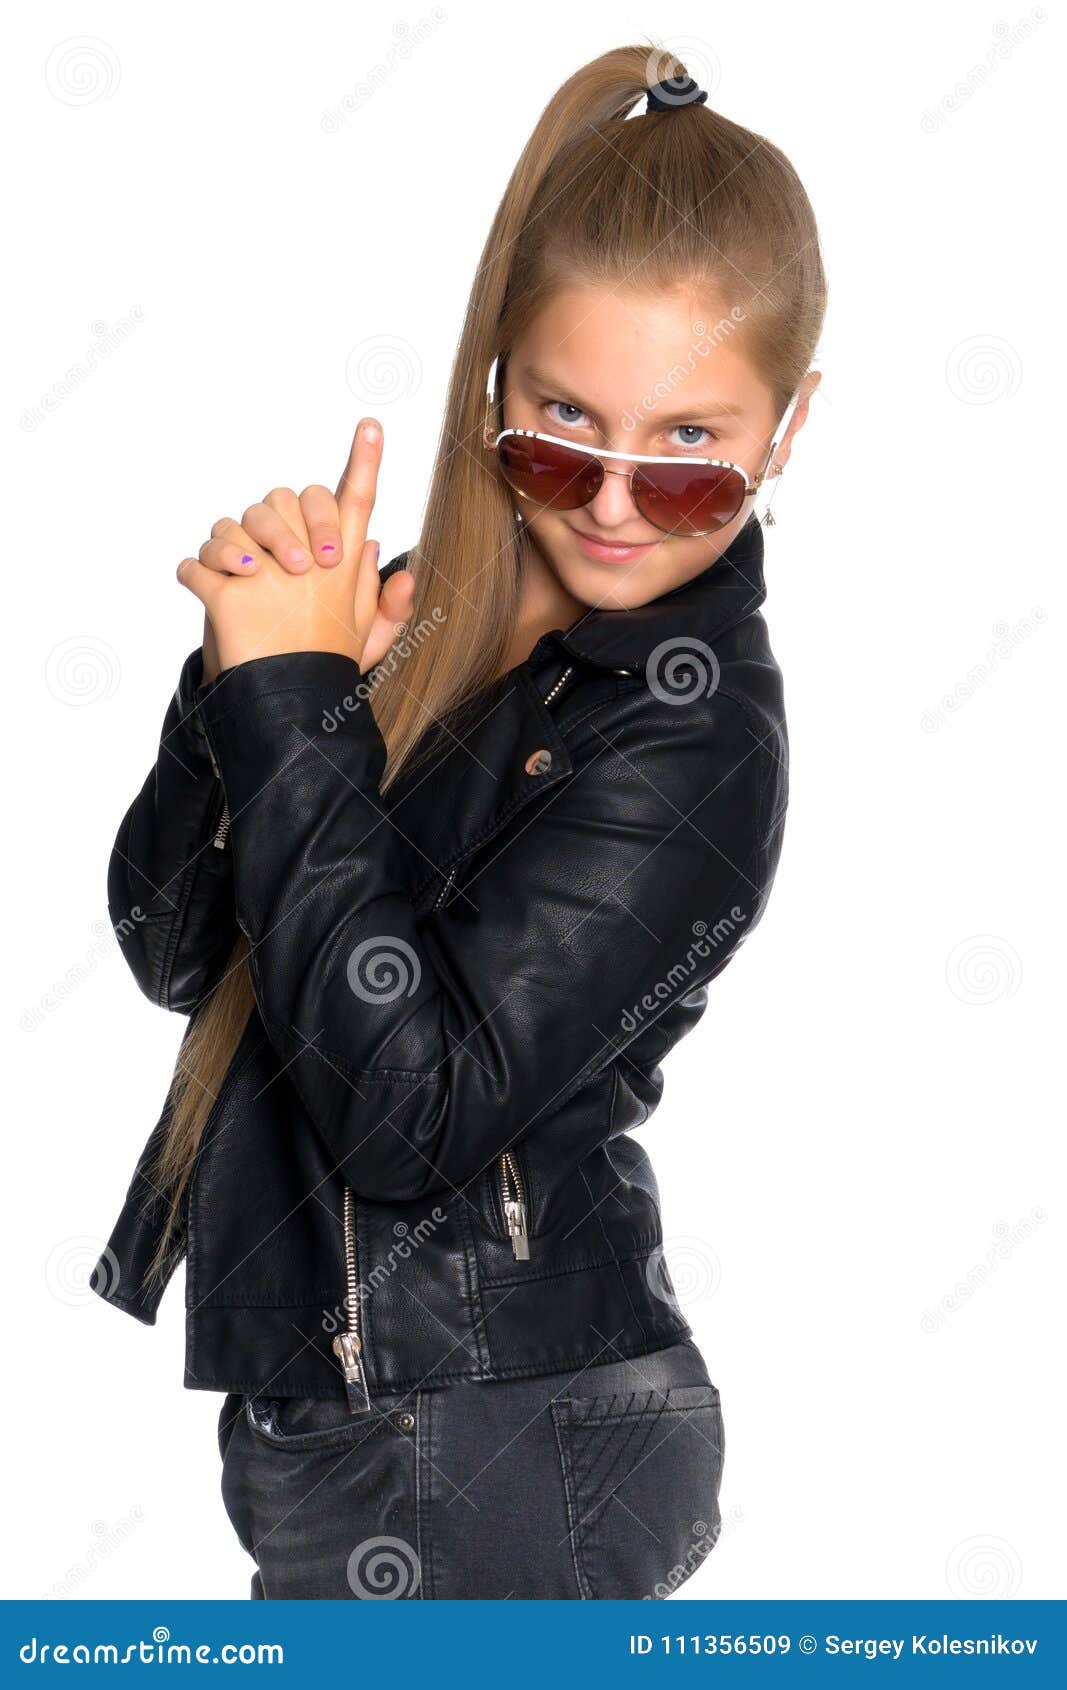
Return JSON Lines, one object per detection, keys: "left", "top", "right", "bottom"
{"left": 145, "top": 42, "right": 827, "bottom": 1287}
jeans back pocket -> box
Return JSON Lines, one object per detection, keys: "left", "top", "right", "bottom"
{"left": 551, "top": 1381, "right": 725, "bottom": 1599}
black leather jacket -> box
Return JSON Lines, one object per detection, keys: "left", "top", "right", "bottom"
{"left": 92, "top": 513, "right": 787, "bottom": 1408}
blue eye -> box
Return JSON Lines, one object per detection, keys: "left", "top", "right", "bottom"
{"left": 669, "top": 424, "right": 715, "bottom": 450}
{"left": 541, "top": 401, "right": 718, "bottom": 452}
{"left": 545, "top": 400, "right": 589, "bottom": 428}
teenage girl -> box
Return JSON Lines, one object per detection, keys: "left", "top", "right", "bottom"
{"left": 95, "top": 45, "right": 825, "bottom": 1599}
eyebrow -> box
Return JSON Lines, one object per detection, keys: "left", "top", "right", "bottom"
{"left": 519, "top": 363, "right": 748, "bottom": 426}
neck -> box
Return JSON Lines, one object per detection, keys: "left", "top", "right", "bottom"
{"left": 495, "top": 531, "right": 585, "bottom": 679}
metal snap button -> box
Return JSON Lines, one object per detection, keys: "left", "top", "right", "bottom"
{"left": 524, "top": 748, "right": 552, "bottom": 776}
{"left": 394, "top": 1411, "right": 416, "bottom": 1432}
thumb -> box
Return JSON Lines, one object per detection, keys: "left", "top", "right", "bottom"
{"left": 359, "top": 569, "right": 416, "bottom": 672}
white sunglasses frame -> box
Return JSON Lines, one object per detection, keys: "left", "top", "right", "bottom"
{"left": 482, "top": 354, "right": 802, "bottom": 535}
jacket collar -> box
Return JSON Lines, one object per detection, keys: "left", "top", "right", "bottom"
{"left": 379, "top": 516, "right": 766, "bottom": 890}
{"left": 382, "top": 510, "right": 766, "bottom": 679}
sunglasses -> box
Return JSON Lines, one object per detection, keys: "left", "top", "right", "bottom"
{"left": 483, "top": 355, "right": 798, "bottom": 538}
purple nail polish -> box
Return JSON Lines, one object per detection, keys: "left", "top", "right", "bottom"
{"left": 240, "top": 554, "right": 255, "bottom": 567}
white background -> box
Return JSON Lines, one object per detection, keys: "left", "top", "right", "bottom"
{"left": 4, "top": 0, "right": 1061, "bottom": 1601}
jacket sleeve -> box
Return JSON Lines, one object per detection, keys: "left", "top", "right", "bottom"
{"left": 195, "top": 650, "right": 780, "bottom": 1202}
{"left": 108, "top": 646, "right": 239, "bottom": 1012}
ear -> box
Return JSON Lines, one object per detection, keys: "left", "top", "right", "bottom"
{"left": 772, "top": 368, "right": 822, "bottom": 472}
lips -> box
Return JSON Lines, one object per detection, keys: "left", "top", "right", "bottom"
{"left": 569, "top": 526, "right": 659, "bottom": 564}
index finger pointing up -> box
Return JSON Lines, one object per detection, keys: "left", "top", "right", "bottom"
{"left": 336, "top": 418, "right": 383, "bottom": 562}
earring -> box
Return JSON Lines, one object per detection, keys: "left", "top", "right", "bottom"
{"left": 759, "top": 462, "right": 784, "bottom": 527}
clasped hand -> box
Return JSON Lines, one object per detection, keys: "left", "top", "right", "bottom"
{"left": 177, "top": 418, "right": 414, "bottom": 682}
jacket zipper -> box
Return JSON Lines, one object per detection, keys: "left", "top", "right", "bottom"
{"left": 498, "top": 1147, "right": 530, "bottom": 1259}
{"left": 494, "top": 662, "right": 571, "bottom": 1260}
{"left": 336, "top": 661, "right": 573, "bottom": 1399}
{"left": 332, "top": 1185, "right": 372, "bottom": 1413}
{"left": 428, "top": 666, "right": 573, "bottom": 912}
{"left": 206, "top": 740, "right": 231, "bottom": 849}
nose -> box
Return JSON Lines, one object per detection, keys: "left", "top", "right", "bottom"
{"left": 583, "top": 464, "right": 650, "bottom": 533}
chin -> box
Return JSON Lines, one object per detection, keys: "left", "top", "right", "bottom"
{"left": 563, "top": 564, "right": 656, "bottom": 614}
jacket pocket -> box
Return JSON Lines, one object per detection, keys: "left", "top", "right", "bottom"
{"left": 550, "top": 1382, "right": 725, "bottom": 1599}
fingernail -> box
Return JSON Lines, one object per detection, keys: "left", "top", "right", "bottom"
{"left": 240, "top": 554, "right": 256, "bottom": 569}
{"left": 320, "top": 543, "right": 335, "bottom": 553}
{"left": 373, "top": 542, "right": 380, "bottom": 563}
{"left": 288, "top": 546, "right": 311, "bottom": 567}
{"left": 362, "top": 421, "right": 380, "bottom": 443}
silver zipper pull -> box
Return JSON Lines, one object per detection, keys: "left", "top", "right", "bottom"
{"left": 504, "top": 1197, "right": 530, "bottom": 1260}
{"left": 331, "top": 1331, "right": 372, "bottom": 1414}
{"left": 212, "top": 802, "right": 231, "bottom": 850}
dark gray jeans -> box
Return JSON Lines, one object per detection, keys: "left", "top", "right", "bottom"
{"left": 217, "top": 1337, "right": 725, "bottom": 1599}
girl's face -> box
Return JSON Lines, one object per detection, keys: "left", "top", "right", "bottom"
{"left": 501, "top": 283, "right": 820, "bottom": 614}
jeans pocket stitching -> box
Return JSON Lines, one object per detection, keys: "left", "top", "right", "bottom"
{"left": 560, "top": 1381, "right": 720, "bottom": 1420}
{"left": 549, "top": 1400, "right": 592, "bottom": 1600}
{"left": 550, "top": 1394, "right": 669, "bottom": 1601}
{"left": 415, "top": 1389, "right": 431, "bottom": 1602}
{"left": 552, "top": 1393, "right": 725, "bottom": 1600}
{"left": 566, "top": 1392, "right": 670, "bottom": 1515}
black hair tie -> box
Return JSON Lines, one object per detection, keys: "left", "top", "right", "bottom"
{"left": 645, "top": 75, "right": 708, "bottom": 113}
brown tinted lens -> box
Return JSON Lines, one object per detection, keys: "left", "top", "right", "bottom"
{"left": 632, "top": 460, "right": 747, "bottom": 535}
{"left": 496, "top": 433, "right": 603, "bottom": 511}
